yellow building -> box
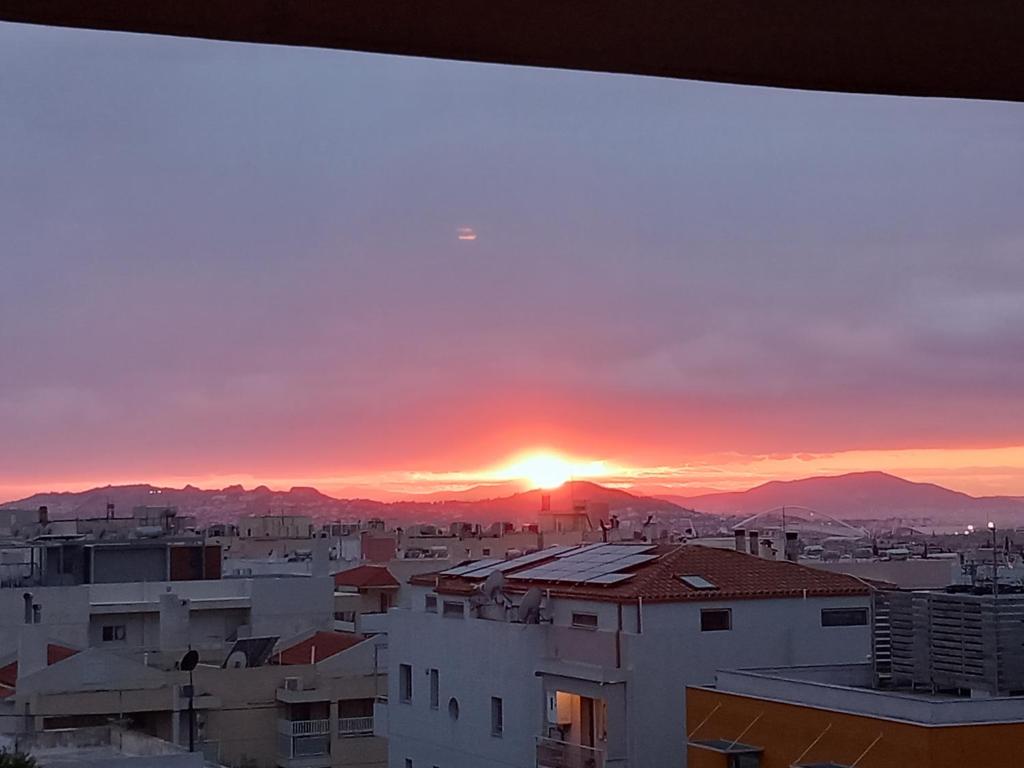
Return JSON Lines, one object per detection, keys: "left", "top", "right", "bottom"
{"left": 687, "top": 664, "right": 1024, "bottom": 768}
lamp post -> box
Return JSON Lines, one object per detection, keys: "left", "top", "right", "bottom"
{"left": 988, "top": 522, "right": 998, "bottom": 598}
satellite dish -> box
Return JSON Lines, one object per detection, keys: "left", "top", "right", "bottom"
{"left": 518, "top": 587, "right": 544, "bottom": 624}
{"left": 224, "top": 650, "right": 248, "bottom": 669}
{"left": 481, "top": 571, "right": 507, "bottom": 601}
{"left": 471, "top": 571, "right": 510, "bottom": 610}
{"left": 179, "top": 649, "right": 199, "bottom": 672}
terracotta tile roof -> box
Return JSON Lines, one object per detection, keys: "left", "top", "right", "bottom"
{"left": 0, "top": 643, "right": 79, "bottom": 697}
{"left": 333, "top": 564, "right": 399, "bottom": 589}
{"left": 412, "top": 544, "right": 870, "bottom": 604}
{"left": 275, "top": 631, "right": 365, "bottom": 665}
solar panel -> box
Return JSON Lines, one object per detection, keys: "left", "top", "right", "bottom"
{"left": 679, "top": 575, "right": 718, "bottom": 590}
{"left": 585, "top": 573, "right": 635, "bottom": 585}
{"left": 554, "top": 543, "right": 606, "bottom": 558}
{"left": 440, "top": 558, "right": 503, "bottom": 577}
{"left": 461, "top": 546, "right": 574, "bottom": 579}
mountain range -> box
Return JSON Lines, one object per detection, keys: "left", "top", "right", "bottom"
{"left": 659, "top": 471, "right": 1024, "bottom": 523}
{"left": 4, "top": 471, "right": 1023, "bottom": 525}
{"left": 1, "top": 480, "right": 694, "bottom": 525}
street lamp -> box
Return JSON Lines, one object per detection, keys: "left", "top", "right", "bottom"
{"left": 988, "top": 522, "right": 998, "bottom": 598}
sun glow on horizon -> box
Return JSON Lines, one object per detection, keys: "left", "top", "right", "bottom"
{"left": 496, "top": 451, "right": 609, "bottom": 490}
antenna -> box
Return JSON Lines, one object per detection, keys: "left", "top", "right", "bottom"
{"left": 518, "top": 587, "right": 544, "bottom": 624}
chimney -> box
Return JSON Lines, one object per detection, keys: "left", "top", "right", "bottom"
{"left": 759, "top": 539, "right": 776, "bottom": 560}
{"left": 37, "top": 506, "right": 48, "bottom": 526}
{"left": 785, "top": 531, "right": 800, "bottom": 562}
{"left": 734, "top": 529, "right": 746, "bottom": 552}
{"left": 748, "top": 530, "right": 759, "bottom": 556}
{"left": 158, "top": 592, "right": 190, "bottom": 652}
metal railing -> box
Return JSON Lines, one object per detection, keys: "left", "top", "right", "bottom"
{"left": 278, "top": 718, "right": 331, "bottom": 737}
{"left": 338, "top": 716, "right": 374, "bottom": 735}
{"left": 537, "top": 736, "right": 605, "bottom": 768}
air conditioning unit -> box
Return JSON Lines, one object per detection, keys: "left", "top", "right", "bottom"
{"left": 283, "top": 676, "right": 303, "bottom": 692}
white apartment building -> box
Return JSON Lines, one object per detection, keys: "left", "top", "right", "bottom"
{"left": 0, "top": 575, "right": 336, "bottom": 662}
{"left": 383, "top": 542, "right": 873, "bottom": 768}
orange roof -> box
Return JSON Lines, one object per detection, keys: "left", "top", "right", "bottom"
{"left": 412, "top": 544, "right": 870, "bottom": 604}
{"left": 333, "top": 564, "right": 399, "bottom": 589}
{"left": 0, "top": 643, "right": 79, "bottom": 695}
{"left": 276, "top": 631, "right": 365, "bottom": 665}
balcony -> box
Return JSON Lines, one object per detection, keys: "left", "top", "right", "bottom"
{"left": 278, "top": 718, "right": 330, "bottom": 737}
{"left": 277, "top": 719, "right": 330, "bottom": 768}
{"left": 537, "top": 736, "right": 605, "bottom": 768}
{"left": 337, "top": 716, "right": 374, "bottom": 736}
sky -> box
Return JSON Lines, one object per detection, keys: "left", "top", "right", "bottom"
{"left": 1, "top": 22, "right": 1023, "bottom": 502}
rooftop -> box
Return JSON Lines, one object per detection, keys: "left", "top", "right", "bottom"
{"left": 699, "top": 664, "right": 1024, "bottom": 726}
{"left": 274, "top": 631, "right": 365, "bottom": 665}
{"left": 0, "top": 643, "right": 78, "bottom": 698}
{"left": 333, "top": 564, "right": 399, "bottom": 589}
{"left": 412, "top": 543, "right": 869, "bottom": 603}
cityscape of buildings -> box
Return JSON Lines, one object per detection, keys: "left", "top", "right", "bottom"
{"left": 0, "top": 491, "right": 1022, "bottom": 767}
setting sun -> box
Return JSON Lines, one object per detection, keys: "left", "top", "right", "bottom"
{"left": 496, "top": 452, "right": 608, "bottom": 490}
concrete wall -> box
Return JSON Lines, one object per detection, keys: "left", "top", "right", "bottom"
{"left": 249, "top": 576, "right": 334, "bottom": 639}
{"left": 628, "top": 595, "right": 872, "bottom": 767}
{"left": 386, "top": 608, "right": 548, "bottom": 768}
{"left": 0, "top": 585, "right": 91, "bottom": 654}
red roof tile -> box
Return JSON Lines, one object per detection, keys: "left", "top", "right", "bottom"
{"left": 0, "top": 643, "right": 79, "bottom": 693}
{"left": 0, "top": 662, "right": 15, "bottom": 689}
{"left": 276, "top": 631, "right": 365, "bottom": 665}
{"left": 334, "top": 564, "right": 399, "bottom": 589}
{"left": 412, "top": 544, "right": 870, "bottom": 603}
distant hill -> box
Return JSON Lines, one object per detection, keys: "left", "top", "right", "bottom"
{"left": 675, "top": 471, "right": 1024, "bottom": 522}
{"left": 1, "top": 480, "right": 698, "bottom": 525}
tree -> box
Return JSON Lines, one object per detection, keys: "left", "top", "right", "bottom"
{"left": 0, "top": 751, "right": 38, "bottom": 768}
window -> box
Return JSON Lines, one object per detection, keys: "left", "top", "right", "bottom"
{"left": 448, "top": 697, "right": 460, "bottom": 720}
{"left": 490, "top": 696, "right": 503, "bottom": 737}
{"left": 425, "top": 594, "right": 437, "bottom": 613}
{"left": 429, "top": 668, "right": 439, "bottom": 709}
{"left": 679, "top": 575, "right": 718, "bottom": 590}
{"left": 101, "top": 624, "right": 126, "bottom": 642}
{"left": 821, "top": 607, "right": 868, "bottom": 627}
{"left": 399, "top": 664, "right": 413, "bottom": 703}
{"left": 700, "top": 609, "right": 732, "bottom": 632}
{"left": 442, "top": 600, "right": 465, "bottom": 618}
{"left": 405, "top": 760, "right": 413, "bottom": 768}
{"left": 571, "top": 612, "right": 599, "bottom": 630}
{"left": 482, "top": 548, "right": 491, "bottom": 556}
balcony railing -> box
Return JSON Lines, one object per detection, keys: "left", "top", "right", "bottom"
{"left": 338, "top": 716, "right": 374, "bottom": 736}
{"left": 278, "top": 718, "right": 331, "bottom": 737}
{"left": 537, "top": 736, "right": 605, "bottom": 768}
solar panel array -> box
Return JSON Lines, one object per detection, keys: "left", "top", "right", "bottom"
{"left": 439, "top": 543, "right": 660, "bottom": 586}
{"left": 511, "top": 543, "right": 657, "bottom": 585}
{"left": 457, "top": 545, "right": 578, "bottom": 579}
{"left": 440, "top": 558, "right": 504, "bottom": 577}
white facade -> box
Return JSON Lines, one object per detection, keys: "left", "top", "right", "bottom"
{"left": 0, "top": 576, "right": 335, "bottom": 660}
{"left": 385, "top": 584, "right": 871, "bottom": 767}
